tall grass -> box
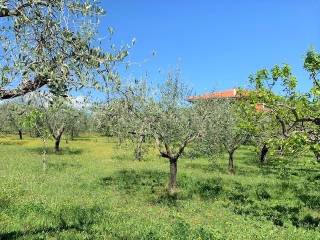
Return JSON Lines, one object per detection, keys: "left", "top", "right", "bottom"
{"left": 0, "top": 136, "right": 319, "bottom": 239}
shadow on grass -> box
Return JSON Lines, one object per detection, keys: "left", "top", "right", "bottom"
{"left": 0, "top": 140, "right": 26, "bottom": 146}
{"left": 237, "top": 151, "right": 260, "bottom": 166}
{"left": 0, "top": 196, "right": 11, "bottom": 210}
{"left": 100, "top": 169, "right": 167, "bottom": 192}
{"left": 184, "top": 162, "right": 225, "bottom": 173}
{"left": 111, "top": 153, "right": 132, "bottom": 161}
{"left": 71, "top": 137, "right": 95, "bottom": 141}
{"left": 48, "top": 162, "right": 82, "bottom": 171}
{"left": 0, "top": 205, "right": 101, "bottom": 239}
{"left": 100, "top": 169, "right": 224, "bottom": 208}
{"left": 28, "top": 147, "right": 84, "bottom": 156}
{"left": 260, "top": 160, "right": 320, "bottom": 178}
{"left": 100, "top": 169, "right": 186, "bottom": 207}
{"left": 0, "top": 225, "right": 80, "bottom": 240}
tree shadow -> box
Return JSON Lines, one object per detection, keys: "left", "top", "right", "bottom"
{"left": 111, "top": 153, "right": 132, "bottom": 161}
{"left": 0, "top": 140, "right": 26, "bottom": 146}
{"left": 0, "top": 226, "right": 68, "bottom": 240}
{"left": 0, "top": 223, "right": 91, "bottom": 239}
{"left": 72, "top": 138, "right": 94, "bottom": 141}
{"left": 28, "top": 147, "right": 84, "bottom": 156}
{"left": 0, "top": 196, "right": 11, "bottom": 210}
{"left": 184, "top": 162, "right": 225, "bottom": 173}
{"left": 48, "top": 162, "right": 82, "bottom": 171}
{"left": 0, "top": 205, "right": 101, "bottom": 239}
{"left": 100, "top": 169, "right": 168, "bottom": 193}
{"left": 239, "top": 153, "right": 260, "bottom": 166}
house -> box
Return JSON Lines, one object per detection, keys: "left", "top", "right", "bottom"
{"left": 188, "top": 88, "right": 266, "bottom": 112}
{"left": 188, "top": 89, "right": 239, "bottom": 101}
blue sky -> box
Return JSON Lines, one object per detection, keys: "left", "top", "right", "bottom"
{"left": 100, "top": 1, "right": 320, "bottom": 94}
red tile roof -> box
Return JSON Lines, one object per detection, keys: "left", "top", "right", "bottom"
{"left": 188, "top": 89, "right": 239, "bottom": 101}
{"left": 188, "top": 88, "right": 268, "bottom": 112}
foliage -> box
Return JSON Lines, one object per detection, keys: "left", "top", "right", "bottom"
{"left": 151, "top": 72, "right": 212, "bottom": 162}
{"left": 0, "top": 0, "right": 127, "bottom": 100}
{"left": 247, "top": 49, "right": 320, "bottom": 162}
{"left": 95, "top": 79, "right": 153, "bottom": 160}
{"left": 0, "top": 98, "right": 29, "bottom": 138}
{"left": 0, "top": 137, "right": 319, "bottom": 239}
{"left": 199, "top": 99, "right": 254, "bottom": 173}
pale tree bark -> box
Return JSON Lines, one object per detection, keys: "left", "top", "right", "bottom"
{"left": 169, "top": 158, "right": 178, "bottom": 194}
{"left": 42, "top": 138, "right": 48, "bottom": 172}
{"left": 134, "top": 135, "right": 145, "bottom": 161}
{"left": 54, "top": 127, "right": 65, "bottom": 152}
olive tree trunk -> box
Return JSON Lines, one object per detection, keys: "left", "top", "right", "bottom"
{"left": 260, "top": 144, "right": 269, "bottom": 164}
{"left": 134, "top": 135, "right": 145, "bottom": 161}
{"left": 228, "top": 150, "right": 235, "bottom": 174}
{"left": 313, "top": 151, "right": 320, "bottom": 163}
{"left": 42, "top": 138, "right": 48, "bottom": 172}
{"left": 169, "top": 158, "right": 178, "bottom": 194}
{"left": 54, "top": 128, "right": 65, "bottom": 153}
{"left": 71, "top": 129, "right": 75, "bottom": 140}
{"left": 134, "top": 145, "right": 142, "bottom": 161}
{"left": 18, "top": 130, "right": 23, "bottom": 140}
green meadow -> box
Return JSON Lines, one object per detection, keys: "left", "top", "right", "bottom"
{"left": 1, "top": 136, "right": 320, "bottom": 239}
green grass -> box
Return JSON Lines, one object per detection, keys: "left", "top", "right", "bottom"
{"left": 0, "top": 136, "right": 320, "bottom": 239}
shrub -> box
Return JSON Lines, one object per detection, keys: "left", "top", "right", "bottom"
{"left": 298, "top": 193, "right": 320, "bottom": 210}
{"left": 173, "top": 219, "right": 190, "bottom": 240}
{"left": 301, "top": 214, "right": 320, "bottom": 228}
{"left": 197, "top": 178, "right": 223, "bottom": 200}
{"left": 57, "top": 205, "right": 102, "bottom": 230}
{"left": 194, "top": 226, "right": 221, "bottom": 240}
{"left": 255, "top": 185, "right": 271, "bottom": 200}
{"left": 228, "top": 183, "right": 252, "bottom": 204}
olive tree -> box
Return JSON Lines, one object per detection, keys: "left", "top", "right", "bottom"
{"left": 200, "top": 99, "right": 253, "bottom": 174}
{"left": 29, "top": 94, "right": 85, "bottom": 152}
{"left": 0, "top": 0, "right": 127, "bottom": 100}
{"left": 248, "top": 50, "right": 320, "bottom": 162}
{"left": 24, "top": 108, "right": 50, "bottom": 171}
{"left": 251, "top": 114, "right": 279, "bottom": 164}
{"left": 64, "top": 108, "right": 89, "bottom": 141}
{"left": 0, "top": 99, "right": 30, "bottom": 139}
{"left": 150, "top": 73, "right": 214, "bottom": 194}
{"left": 95, "top": 79, "right": 153, "bottom": 160}
{"left": 103, "top": 72, "right": 215, "bottom": 193}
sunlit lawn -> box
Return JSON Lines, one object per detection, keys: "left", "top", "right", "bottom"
{"left": 0, "top": 135, "right": 319, "bottom": 239}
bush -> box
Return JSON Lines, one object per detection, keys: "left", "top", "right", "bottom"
{"left": 194, "top": 226, "right": 221, "bottom": 240}
{"left": 300, "top": 214, "right": 320, "bottom": 229}
{"left": 101, "top": 169, "right": 167, "bottom": 193}
{"left": 255, "top": 185, "right": 271, "bottom": 200}
{"left": 197, "top": 178, "right": 223, "bottom": 200}
{"left": 298, "top": 193, "right": 320, "bottom": 210}
{"left": 173, "top": 219, "right": 190, "bottom": 240}
{"left": 228, "top": 183, "right": 252, "bottom": 204}
{"left": 57, "top": 205, "right": 102, "bottom": 230}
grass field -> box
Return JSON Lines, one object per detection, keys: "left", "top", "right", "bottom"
{"left": 0, "top": 136, "right": 320, "bottom": 239}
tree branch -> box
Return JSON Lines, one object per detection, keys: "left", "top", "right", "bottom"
{"left": 174, "top": 133, "right": 198, "bottom": 160}
{"left": 0, "top": 1, "right": 49, "bottom": 18}
{"left": 0, "top": 75, "right": 48, "bottom": 100}
{"left": 276, "top": 115, "right": 289, "bottom": 137}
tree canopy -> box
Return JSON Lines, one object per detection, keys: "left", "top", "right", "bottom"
{"left": 247, "top": 49, "right": 320, "bottom": 161}
{"left": 0, "top": 0, "right": 127, "bottom": 100}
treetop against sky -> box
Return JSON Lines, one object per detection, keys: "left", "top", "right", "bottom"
{"left": 103, "top": 1, "right": 319, "bottom": 93}
{"left": 0, "top": 1, "right": 319, "bottom": 100}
